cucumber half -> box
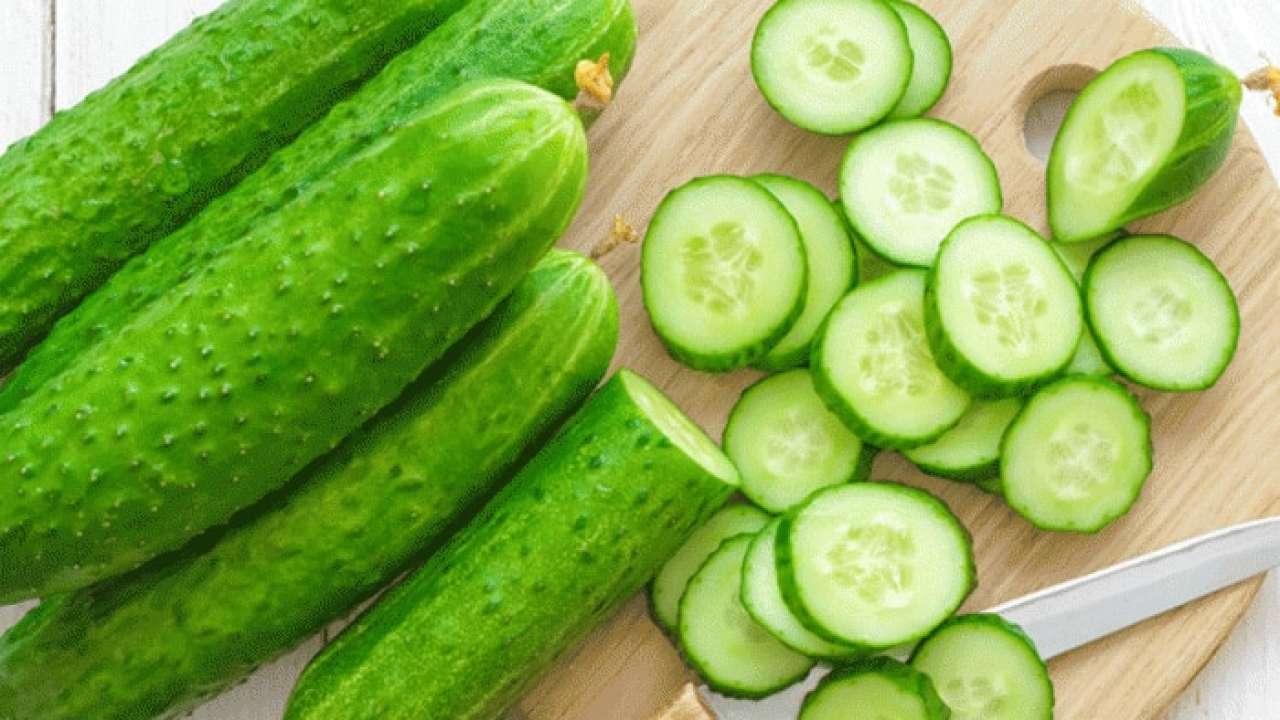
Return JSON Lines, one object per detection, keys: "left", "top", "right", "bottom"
{"left": 904, "top": 397, "right": 1024, "bottom": 483}
{"left": 1048, "top": 48, "right": 1242, "bottom": 242}
{"left": 800, "top": 657, "right": 949, "bottom": 720}
{"left": 885, "top": 1, "right": 952, "bottom": 119}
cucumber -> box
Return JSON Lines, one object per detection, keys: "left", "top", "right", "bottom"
{"left": 1048, "top": 48, "right": 1242, "bottom": 243}
{"left": 813, "top": 270, "right": 970, "bottom": 449}
{"left": 777, "top": 482, "right": 975, "bottom": 649}
{"left": 0, "top": 250, "right": 617, "bottom": 720}
{"left": 903, "top": 398, "right": 1023, "bottom": 482}
{"left": 840, "top": 118, "right": 1002, "bottom": 267}
{"left": 1000, "top": 376, "right": 1153, "bottom": 532}
{"left": 1084, "top": 234, "right": 1239, "bottom": 391}
{"left": 742, "top": 518, "right": 861, "bottom": 659}
{"left": 910, "top": 614, "right": 1054, "bottom": 720}
{"left": 753, "top": 175, "right": 857, "bottom": 370}
{"left": 834, "top": 199, "right": 898, "bottom": 283}
{"left": 724, "top": 369, "right": 874, "bottom": 513}
{"left": 642, "top": 176, "right": 808, "bottom": 372}
{"left": 800, "top": 657, "right": 950, "bottom": 720}
{"left": 1054, "top": 230, "right": 1123, "bottom": 377}
{"left": 0, "top": 0, "right": 475, "bottom": 370}
{"left": 0, "top": 0, "right": 638, "bottom": 414}
{"left": 885, "top": 1, "right": 953, "bottom": 119}
{"left": 651, "top": 504, "right": 771, "bottom": 633}
{"left": 751, "top": 0, "right": 913, "bottom": 134}
{"left": 0, "top": 80, "right": 589, "bottom": 602}
{"left": 680, "top": 534, "right": 815, "bottom": 698}
{"left": 925, "top": 215, "right": 1083, "bottom": 397}
{"left": 284, "top": 370, "right": 739, "bottom": 720}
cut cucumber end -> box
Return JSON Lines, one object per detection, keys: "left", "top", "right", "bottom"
{"left": 885, "top": 1, "right": 953, "bottom": 119}
{"left": 620, "top": 370, "right": 740, "bottom": 486}
{"left": 801, "top": 657, "right": 950, "bottom": 720}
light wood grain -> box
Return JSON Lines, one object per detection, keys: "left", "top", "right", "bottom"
{"left": 0, "top": 0, "right": 51, "bottom": 148}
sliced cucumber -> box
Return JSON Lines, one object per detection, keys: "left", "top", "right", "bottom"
{"left": 1065, "top": 332, "right": 1113, "bottom": 377}
{"left": 841, "top": 118, "right": 1002, "bottom": 267}
{"left": 751, "top": 0, "right": 913, "bottom": 134}
{"left": 777, "top": 482, "right": 975, "bottom": 649}
{"left": 1054, "top": 230, "right": 1123, "bottom": 377}
{"left": 679, "top": 535, "right": 814, "bottom": 698}
{"left": 904, "top": 398, "right": 1023, "bottom": 482}
{"left": 926, "top": 215, "right": 1083, "bottom": 397}
{"left": 1084, "top": 234, "right": 1239, "bottom": 391}
{"left": 742, "top": 519, "right": 862, "bottom": 659}
{"left": 1048, "top": 48, "right": 1242, "bottom": 242}
{"left": 753, "top": 175, "right": 857, "bottom": 370}
{"left": 725, "top": 370, "right": 874, "bottom": 513}
{"left": 642, "top": 176, "right": 808, "bottom": 371}
{"left": 651, "top": 504, "right": 771, "bottom": 633}
{"left": 1001, "top": 376, "right": 1152, "bottom": 532}
{"left": 835, "top": 199, "right": 899, "bottom": 283}
{"left": 813, "top": 270, "right": 970, "bottom": 449}
{"left": 910, "top": 614, "right": 1054, "bottom": 720}
{"left": 801, "top": 657, "right": 949, "bottom": 720}
{"left": 885, "top": 1, "right": 952, "bottom": 119}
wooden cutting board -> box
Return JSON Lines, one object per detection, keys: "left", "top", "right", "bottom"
{"left": 522, "top": 1, "right": 1280, "bottom": 718}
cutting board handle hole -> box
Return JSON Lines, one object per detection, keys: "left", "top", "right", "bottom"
{"left": 1019, "top": 64, "right": 1098, "bottom": 163}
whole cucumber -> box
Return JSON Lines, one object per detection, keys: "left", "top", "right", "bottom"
{"left": 0, "top": 0, "right": 473, "bottom": 369}
{"left": 285, "top": 371, "right": 739, "bottom": 720}
{"left": 0, "top": 0, "right": 637, "bottom": 410}
{"left": 0, "top": 250, "right": 617, "bottom": 720}
{"left": 0, "top": 79, "right": 589, "bottom": 602}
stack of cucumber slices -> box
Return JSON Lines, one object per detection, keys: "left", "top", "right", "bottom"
{"left": 644, "top": 0, "right": 1246, "bottom": 716}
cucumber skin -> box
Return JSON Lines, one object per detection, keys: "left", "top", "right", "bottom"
{"left": 801, "top": 657, "right": 951, "bottom": 720}
{"left": 0, "top": 81, "right": 589, "bottom": 602}
{"left": 0, "top": 0, "right": 638, "bottom": 413}
{"left": 0, "top": 0, "right": 473, "bottom": 370}
{"left": 0, "top": 251, "right": 617, "bottom": 720}
{"left": 284, "top": 371, "right": 734, "bottom": 720}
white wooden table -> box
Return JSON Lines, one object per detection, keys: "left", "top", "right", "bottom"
{"left": 1, "top": 1, "right": 1277, "bottom": 717}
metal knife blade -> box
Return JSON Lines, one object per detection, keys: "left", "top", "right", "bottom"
{"left": 700, "top": 516, "right": 1280, "bottom": 720}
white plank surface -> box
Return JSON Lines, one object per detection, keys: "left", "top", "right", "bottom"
{"left": 0, "top": 1, "right": 1276, "bottom": 718}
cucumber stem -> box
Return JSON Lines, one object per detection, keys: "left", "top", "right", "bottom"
{"left": 1243, "top": 64, "right": 1280, "bottom": 117}
{"left": 575, "top": 52, "right": 615, "bottom": 106}
{"left": 591, "top": 214, "right": 639, "bottom": 259}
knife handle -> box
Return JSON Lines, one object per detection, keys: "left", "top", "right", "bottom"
{"left": 649, "top": 682, "right": 716, "bottom": 720}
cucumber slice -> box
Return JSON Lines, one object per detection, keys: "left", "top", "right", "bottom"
{"left": 1065, "top": 332, "right": 1112, "bottom": 377}
{"left": 651, "top": 504, "right": 771, "bottom": 632}
{"left": 904, "top": 398, "right": 1023, "bottom": 482}
{"left": 1054, "top": 230, "right": 1123, "bottom": 377}
{"left": 642, "top": 176, "right": 808, "bottom": 371}
{"left": 777, "top": 482, "right": 975, "bottom": 649}
{"left": 801, "top": 657, "right": 949, "bottom": 720}
{"left": 910, "top": 614, "right": 1054, "bottom": 720}
{"left": 926, "top": 215, "right": 1083, "bottom": 397}
{"left": 835, "top": 199, "right": 899, "bottom": 283}
{"left": 679, "top": 535, "right": 815, "bottom": 698}
{"left": 751, "top": 0, "right": 913, "bottom": 135}
{"left": 742, "top": 519, "right": 862, "bottom": 659}
{"left": 753, "top": 175, "right": 857, "bottom": 370}
{"left": 1048, "top": 48, "right": 1242, "bottom": 242}
{"left": 974, "top": 475, "right": 1003, "bottom": 496}
{"left": 885, "top": 1, "right": 952, "bottom": 119}
{"left": 1000, "top": 376, "right": 1152, "bottom": 532}
{"left": 1084, "top": 234, "right": 1239, "bottom": 391}
{"left": 725, "top": 370, "right": 874, "bottom": 513}
{"left": 841, "top": 119, "right": 1002, "bottom": 267}
{"left": 813, "top": 270, "right": 970, "bottom": 449}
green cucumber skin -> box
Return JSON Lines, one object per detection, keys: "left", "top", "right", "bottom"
{"left": 0, "top": 0, "right": 638, "bottom": 413}
{"left": 801, "top": 657, "right": 951, "bottom": 720}
{"left": 0, "top": 80, "right": 589, "bottom": 602}
{"left": 0, "top": 250, "right": 617, "bottom": 720}
{"left": 284, "top": 372, "right": 734, "bottom": 720}
{"left": 911, "top": 455, "right": 998, "bottom": 484}
{"left": 0, "top": 0, "right": 473, "bottom": 370}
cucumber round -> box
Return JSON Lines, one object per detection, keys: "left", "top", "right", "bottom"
{"left": 801, "top": 657, "right": 949, "bottom": 720}
{"left": 1000, "top": 376, "right": 1152, "bottom": 533}
{"left": 1065, "top": 331, "right": 1113, "bottom": 377}
{"left": 885, "top": 1, "right": 952, "bottom": 119}
{"left": 904, "top": 397, "right": 1023, "bottom": 482}
{"left": 777, "top": 482, "right": 975, "bottom": 649}
{"left": 813, "top": 270, "right": 970, "bottom": 449}
{"left": 725, "top": 370, "right": 874, "bottom": 513}
{"left": 753, "top": 175, "right": 857, "bottom": 370}
{"left": 1084, "top": 234, "right": 1239, "bottom": 391}
{"left": 642, "top": 175, "right": 808, "bottom": 372}
{"left": 1053, "top": 230, "right": 1124, "bottom": 378}
{"left": 835, "top": 199, "right": 900, "bottom": 284}
{"left": 840, "top": 118, "right": 1003, "bottom": 267}
{"left": 910, "top": 614, "right": 1054, "bottom": 720}
{"left": 751, "top": 0, "right": 913, "bottom": 134}
{"left": 926, "top": 215, "right": 1083, "bottom": 397}
{"left": 1048, "top": 48, "right": 1242, "bottom": 243}
{"left": 679, "top": 535, "right": 815, "bottom": 698}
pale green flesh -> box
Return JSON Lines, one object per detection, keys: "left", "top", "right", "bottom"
{"left": 752, "top": 0, "right": 912, "bottom": 133}
{"left": 801, "top": 673, "right": 932, "bottom": 720}
{"left": 1066, "top": 330, "right": 1112, "bottom": 376}
{"left": 904, "top": 398, "right": 1023, "bottom": 475}
{"left": 1054, "top": 231, "right": 1121, "bottom": 376}
{"left": 622, "top": 371, "right": 740, "bottom": 485}
{"left": 726, "top": 370, "right": 866, "bottom": 513}
{"left": 912, "top": 623, "right": 1052, "bottom": 720}
{"left": 886, "top": 0, "right": 952, "bottom": 119}
{"left": 652, "top": 505, "right": 771, "bottom": 631}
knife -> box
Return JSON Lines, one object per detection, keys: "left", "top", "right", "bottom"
{"left": 653, "top": 516, "right": 1280, "bottom": 720}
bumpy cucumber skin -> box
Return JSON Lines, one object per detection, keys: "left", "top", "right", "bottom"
{"left": 0, "top": 0, "right": 638, "bottom": 413}
{"left": 0, "top": 251, "right": 617, "bottom": 720}
{"left": 0, "top": 81, "right": 589, "bottom": 602}
{"left": 284, "top": 371, "right": 735, "bottom": 720}
{"left": 800, "top": 657, "right": 951, "bottom": 720}
{"left": 0, "top": 0, "right": 474, "bottom": 370}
